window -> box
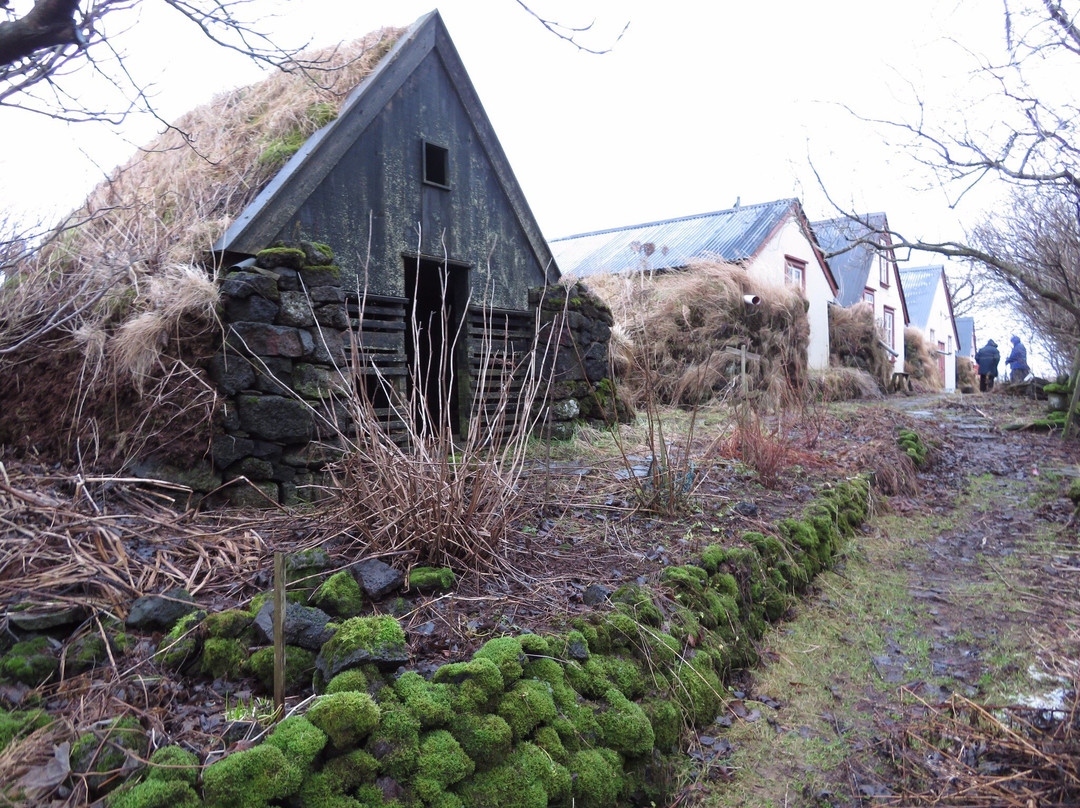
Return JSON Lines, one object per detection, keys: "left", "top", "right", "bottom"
{"left": 423, "top": 141, "right": 450, "bottom": 188}
{"left": 863, "top": 288, "right": 875, "bottom": 306}
{"left": 784, "top": 256, "right": 806, "bottom": 291}
{"left": 929, "top": 328, "right": 936, "bottom": 343}
{"left": 947, "top": 336, "right": 953, "bottom": 353}
{"left": 879, "top": 254, "right": 890, "bottom": 287}
{"left": 881, "top": 306, "right": 895, "bottom": 348}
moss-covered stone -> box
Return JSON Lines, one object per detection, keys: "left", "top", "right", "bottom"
{"left": 611, "top": 584, "right": 663, "bottom": 627}
{"left": 324, "top": 667, "right": 371, "bottom": 695}
{"left": 248, "top": 645, "right": 316, "bottom": 694}
{"left": 200, "top": 637, "right": 248, "bottom": 680}
{"left": 105, "top": 779, "right": 201, "bottom": 808}
{"left": 408, "top": 566, "right": 456, "bottom": 592}
{"left": 531, "top": 724, "right": 568, "bottom": 764}
{"left": 473, "top": 636, "right": 525, "bottom": 686}
{"left": 307, "top": 691, "right": 380, "bottom": 749}
{"left": 202, "top": 743, "right": 301, "bottom": 808}
{"left": 0, "top": 636, "right": 59, "bottom": 686}
{"left": 456, "top": 748, "right": 549, "bottom": 808}
{"left": 596, "top": 688, "right": 655, "bottom": 756}
{"left": 0, "top": 707, "right": 51, "bottom": 751}
{"left": 517, "top": 633, "right": 551, "bottom": 658}
{"left": 565, "top": 654, "right": 647, "bottom": 700}
{"left": 448, "top": 713, "right": 513, "bottom": 770}
{"left": 311, "top": 571, "right": 366, "bottom": 618}
{"left": 153, "top": 612, "right": 203, "bottom": 672}
{"left": 496, "top": 678, "right": 557, "bottom": 740}
{"left": 323, "top": 748, "right": 379, "bottom": 790}
{"left": 569, "top": 747, "right": 624, "bottom": 808}
{"left": 671, "top": 650, "right": 723, "bottom": 725}
{"left": 643, "top": 698, "right": 681, "bottom": 752}
{"left": 203, "top": 609, "right": 254, "bottom": 640}
{"left": 146, "top": 745, "right": 199, "bottom": 786}
{"left": 71, "top": 716, "right": 148, "bottom": 795}
{"left": 700, "top": 544, "right": 727, "bottom": 574}
{"left": 315, "top": 615, "right": 408, "bottom": 685}
{"left": 64, "top": 632, "right": 113, "bottom": 676}
{"left": 432, "top": 657, "right": 505, "bottom": 711}
{"left": 255, "top": 246, "right": 306, "bottom": 271}
{"left": 414, "top": 729, "right": 475, "bottom": 802}
{"left": 364, "top": 700, "right": 420, "bottom": 780}
{"left": 393, "top": 670, "right": 453, "bottom": 728}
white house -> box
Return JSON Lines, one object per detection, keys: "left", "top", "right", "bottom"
{"left": 898, "top": 265, "right": 961, "bottom": 392}
{"left": 549, "top": 198, "right": 839, "bottom": 370}
{"left": 812, "top": 213, "right": 909, "bottom": 369}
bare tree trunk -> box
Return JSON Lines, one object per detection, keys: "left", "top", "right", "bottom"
{"left": 1064, "top": 345, "right": 1080, "bottom": 439}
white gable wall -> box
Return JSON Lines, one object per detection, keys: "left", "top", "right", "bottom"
{"left": 744, "top": 216, "right": 833, "bottom": 370}
{"left": 922, "top": 276, "right": 958, "bottom": 393}
{"left": 862, "top": 249, "right": 907, "bottom": 372}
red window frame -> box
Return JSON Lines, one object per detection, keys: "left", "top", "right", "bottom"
{"left": 863, "top": 288, "right": 875, "bottom": 305}
{"left": 881, "top": 305, "right": 895, "bottom": 349}
{"left": 784, "top": 255, "right": 807, "bottom": 291}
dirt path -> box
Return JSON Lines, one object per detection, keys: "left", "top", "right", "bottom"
{"left": 696, "top": 394, "right": 1080, "bottom": 807}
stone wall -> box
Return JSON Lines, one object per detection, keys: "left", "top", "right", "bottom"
{"left": 206, "top": 242, "right": 350, "bottom": 505}
{"left": 532, "top": 283, "right": 632, "bottom": 440}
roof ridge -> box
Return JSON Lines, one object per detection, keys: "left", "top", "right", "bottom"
{"left": 551, "top": 197, "right": 797, "bottom": 242}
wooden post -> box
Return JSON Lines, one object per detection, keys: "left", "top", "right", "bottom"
{"left": 273, "top": 551, "right": 285, "bottom": 720}
{"left": 740, "top": 345, "right": 748, "bottom": 397}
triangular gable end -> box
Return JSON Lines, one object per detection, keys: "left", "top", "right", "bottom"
{"left": 214, "top": 10, "right": 557, "bottom": 310}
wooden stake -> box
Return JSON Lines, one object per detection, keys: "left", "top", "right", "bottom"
{"left": 273, "top": 551, "right": 285, "bottom": 720}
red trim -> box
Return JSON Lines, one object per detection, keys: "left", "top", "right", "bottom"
{"left": 882, "top": 305, "right": 896, "bottom": 349}
{"left": 785, "top": 255, "right": 807, "bottom": 292}
{"left": 863, "top": 287, "right": 875, "bottom": 305}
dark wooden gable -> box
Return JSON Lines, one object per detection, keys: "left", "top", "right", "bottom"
{"left": 214, "top": 10, "right": 558, "bottom": 312}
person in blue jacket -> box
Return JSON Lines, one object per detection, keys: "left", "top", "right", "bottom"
{"left": 1005, "top": 335, "right": 1030, "bottom": 382}
{"left": 975, "top": 339, "right": 1000, "bottom": 392}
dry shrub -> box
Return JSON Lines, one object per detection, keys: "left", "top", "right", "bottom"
{"left": 828, "top": 301, "right": 891, "bottom": 388}
{"left": 0, "top": 29, "right": 401, "bottom": 467}
{"left": 956, "top": 356, "right": 977, "bottom": 391}
{"left": 586, "top": 260, "right": 810, "bottom": 409}
{"left": 904, "top": 327, "right": 944, "bottom": 391}
{"left": 718, "top": 408, "right": 794, "bottom": 488}
{"left": 814, "top": 367, "right": 885, "bottom": 402}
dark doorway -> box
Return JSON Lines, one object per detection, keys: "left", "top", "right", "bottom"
{"left": 404, "top": 256, "right": 470, "bottom": 437}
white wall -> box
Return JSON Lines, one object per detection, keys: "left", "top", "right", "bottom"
{"left": 865, "top": 250, "right": 907, "bottom": 371}
{"left": 924, "top": 274, "right": 958, "bottom": 392}
{"left": 745, "top": 216, "right": 833, "bottom": 370}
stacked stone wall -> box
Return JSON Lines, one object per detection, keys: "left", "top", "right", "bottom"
{"left": 207, "top": 242, "right": 350, "bottom": 505}
{"left": 532, "top": 283, "right": 632, "bottom": 440}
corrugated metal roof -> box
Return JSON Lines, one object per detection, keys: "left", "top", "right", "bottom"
{"left": 549, "top": 198, "right": 798, "bottom": 278}
{"left": 812, "top": 213, "right": 887, "bottom": 306}
{"left": 898, "top": 265, "right": 944, "bottom": 331}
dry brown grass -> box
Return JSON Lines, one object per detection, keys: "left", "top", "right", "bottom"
{"left": 586, "top": 260, "right": 810, "bottom": 409}
{"left": 904, "top": 327, "right": 944, "bottom": 391}
{"left": 815, "top": 367, "right": 885, "bottom": 401}
{"left": 956, "top": 356, "right": 977, "bottom": 390}
{"left": 828, "top": 301, "right": 891, "bottom": 389}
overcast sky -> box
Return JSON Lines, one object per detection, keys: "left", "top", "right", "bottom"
{"left": 0, "top": 0, "right": 1043, "bottom": 359}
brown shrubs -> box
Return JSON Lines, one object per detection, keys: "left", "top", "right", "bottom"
{"left": 828, "top": 301, "right": 891, "bottom": 390}
{"left": 586, "top": 260, "right": 810, "bottom": 408}
{"left": 904, "top": 327, "right": 944, "bottom": 391}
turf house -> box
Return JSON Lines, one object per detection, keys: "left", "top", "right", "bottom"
{"left": 0, "top": 11, "right": 617, "bottom": 504}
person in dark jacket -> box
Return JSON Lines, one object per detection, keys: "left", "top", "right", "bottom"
{"left": 1006, "top": 335, "right": 1030, "bottom": 382}
{"left": 975, "top": 339, "right": 1000, "bottom": 392}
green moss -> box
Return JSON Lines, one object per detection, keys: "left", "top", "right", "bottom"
{"left": 432, "top": 657, "right": 505, "bottom": 711}
{"left": 595, "top": 612, "right": 639, "bottom": 651}
{"left": 324, "top": 668, "right": 370, "bottom": 695}
{"left": 517, "top": 633, "right": 552, "bottom": 657}
{"left": 643, "top": 698, "right": 681, "bottom": 752}
{"left": 322, "top": 748, "right": 379, "bottom": 790}
{"left": 307, "top": 691, "right": 380, "bottom": 749}
{"left": 64, "top": 632, "right": 111, "bottom": 675}
{"left": 531, "top": 724, "right": 568, "bottom": 764}
{"left": 569, "top": 747, "right": 623, "bottom": 808}
{"left": 256, "top": 131, "right": 306, "bottom": 168}
{"left": 456, "top": 750, "right": 548, "bottom": 808}
{"left": 306, "top": 101, "right": 338, "bottom": 128}
{"left": 202, "top": 743, "right": 301, "bottom": 808}
{"left": 408, "top": 566, "right": 456, "bottom": 592}
{"left": 473, "top": 636, "right": 525, "bottom": 686}
{"left": 0, "top": 708, "right": 51, "bottom": 751}
{"left": 203, "top": 609, "right": 253, "bottom": 640}
{"left": 517, "top": 741, "right": 572, "bottom": 802}
{"left": 661, "top": 565, "right": 709, "bottom": 590}
{"left": 105, "top": 779, "right": 201, "bottom": 808}
{"left": 711, "top": 572, "right": 740, "bottom": 601}
{"left": 71, "top": 716, "right": 147, "bottom": 795}
{"left": 700, "top": 543, "right": 727, "bottom": 574}
{"left": 317, "top": 615, "right": 406, "bottom": 680}
{"left": 611, "top": 585, "right": 663, "bottom": 626}
{"left": 393, "top": 670, "right": 453, "bottom": 728}
{"left": 1069, "top": 478, "right": 1080, "bottom": 505}
{"left": 447, "top": 712, "right": 513, "bottom": 770}
{"left": 200, "top": 637, "right": 247, "bottom": 680}
{"left": 414, "top": 729, "right": 475, "bottom": 802}
{"left": 897, "top": 428, "right": 929, "bottom": 467}
{"left": 264, "top": 715, "right": 327, "bottom": 780}
{"left": 671, "top": 650, "right": 723, "bottom": 725}
{"left": 248, "top": 646, "right": 316, "bottom": 694}
{"left": 364, "top": 700, "right": 420, "bottom": 780}
{"left": 569, "top": 619, "right": 600, "bottom": 653}
{"left": 521, "top": 658, "right": 578, "bottom": 713}
{"left": 146, "top": 745, "right": 199, "bottom": 786}
{"left": 496, "top": 678, "right": 558, "bottom": 740}
{"left": 0, "top": 636, "right": 58, "bottom": 686}
{"left": 153, "top": 612, "right": 203, "bottom": 671}
{"left": 311, "top": 571, "right": 366, "bottom": 618}
{"left": 596, "top": 688, "right": 654, "bottom": 756}
{"left": 565, "top": 654, "right": 646, "bottom": 700}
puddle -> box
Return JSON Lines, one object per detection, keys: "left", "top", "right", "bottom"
{"left": 1010, "top": 665, "right": 1073, "bottom": 711}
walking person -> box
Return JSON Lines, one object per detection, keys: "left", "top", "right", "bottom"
{"left": 975, "top": 339, "right": 1000, "bottom": 392}
{"left": 1005, "top": 335, "right": 1030, "bottom": 382}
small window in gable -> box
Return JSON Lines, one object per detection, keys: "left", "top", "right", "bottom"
{"left": 863, "top": 288, "right": 875, "bottom": 305}
{"left": 423, "top": 142, "right": 450, "bottom": 188}
{"left": 784, "top": 256, "right": 806, "bottom": 291}
{"left": 879, "top": 254, "right": 890, "bottom": 287}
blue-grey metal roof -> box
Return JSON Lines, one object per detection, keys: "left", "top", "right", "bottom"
{"left": 812, "top": 213, "right": 886, "bottom": 306}
{"left": 898, "top": 265, "right": 945, "bottom": 331}
{"left": 955, "top": 316, "right": 975, "bottom": 357}
{"left": 549, "top": 198, "right": 799, "bottom": 278}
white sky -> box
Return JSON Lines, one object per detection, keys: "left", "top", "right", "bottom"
{"left": 0, "top": 0, "right": 1050, "bottom": 365}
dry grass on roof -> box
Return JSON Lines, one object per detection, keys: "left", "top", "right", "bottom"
{"left": 585, "top": 260, "right": 811, "bottom": 409}
{"left": 58, "top": 26, "right": 404, "bottom": 274}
